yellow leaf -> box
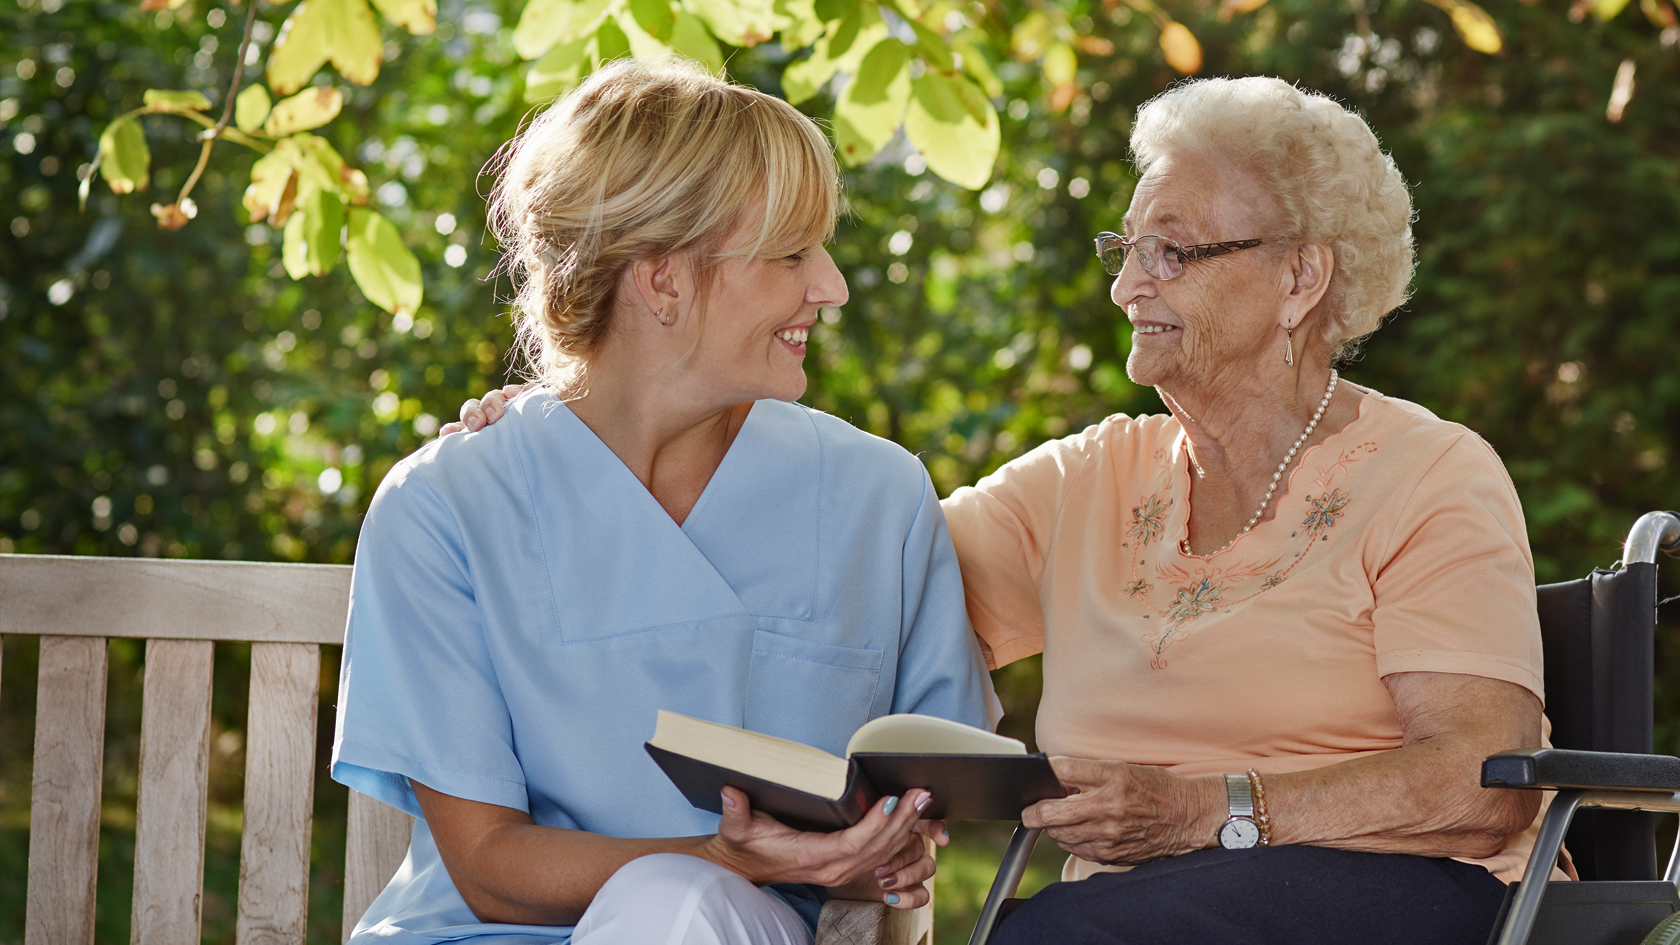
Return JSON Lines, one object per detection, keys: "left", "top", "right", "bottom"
{"left": 99, "top": 117, "right": 150, "bottom": 194}
{"left": 265, "top": 86, "right": 344, "bottom": 137}
{"left": 1593, "top": 0, "right": 1633, "bottom": 19}
{"left": 347, "top": 208, "right": 424, "bottom": 316}
{"left": 235, "top": 84, "right": 272, "bottom": 134}
{"left": 1159, "top": 21, "right": 1202, "bottom": 74}
{"left": 514, "top": 0, "right": 579, "bottom": 59}
{"left": 244, "top": 150, "right": 298, "bottom": 223}
{"left": 370, "top": 0, "right": 436, "bottom": 33}
{"left": 1042, "top": 42, "right": 1076, "bottom": 86}
{"left": 1217, "top": 0, "right": 1269, "bottom": 20}
{"left": 143, "top": 89, "right": 212, "bottom": 111}
{"left": 782, "top": 9, "right": 885, "bottom": 104}
{"left": 525, "top": 35, "right": 591, "bottom": 101}
{"left": 1421, "top": 0, "right": 1502, "bottom": 54}
{"left": 905, "top": 71, "right": 998, "bottom": 190}
{"left": 267, "top": 0, "right": 383, "bottom": 95}
{"left": 833, "top": 37, "right": 911, "bottom": 166}
{"left": 687, "top": 0, "right": 778, "bottom": 46}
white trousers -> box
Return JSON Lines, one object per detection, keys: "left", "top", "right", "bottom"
{"left": 571, "top": 854, "right": 815, "bottom": 945}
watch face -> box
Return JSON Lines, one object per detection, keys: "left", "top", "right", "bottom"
{"left": 1219, "top": 817, "right": 1261, "bottom": 850}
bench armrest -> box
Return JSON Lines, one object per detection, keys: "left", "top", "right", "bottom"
{"left": 1481, "top": 748, "right": 1680, "bottom": 791}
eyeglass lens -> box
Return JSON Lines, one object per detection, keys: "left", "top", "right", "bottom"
{"left": 1095, "top": 234, "right": 1180, "bottom": 280}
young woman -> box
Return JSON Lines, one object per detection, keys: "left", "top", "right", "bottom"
{"left": 333, "top": 60, "right": 995, "bottom": 945}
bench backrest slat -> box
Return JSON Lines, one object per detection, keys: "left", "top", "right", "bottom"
{"left": 26, "top": 635, "right": 109, "bottom": 945}
{"left": 343, "top": 790, "right": 417, "bottom": 940}
{"left": 133, "top": 638, "right": 215, "bottom": 945}
{"left": 0, "top": 555, "right": 350, "bottom": 644}
{"left": 237, "top": 642, "right": 322, "bottom": 945}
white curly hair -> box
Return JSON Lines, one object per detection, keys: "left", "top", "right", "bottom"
{"left": 1130, "top": 77, "right": 1415, "bottom": 360}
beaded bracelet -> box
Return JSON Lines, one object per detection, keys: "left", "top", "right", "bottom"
{"left": 1247, "top": 769, "right": 1272, "bottom": 846}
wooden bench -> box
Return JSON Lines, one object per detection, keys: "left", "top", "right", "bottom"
{"left": 0, "top": 554, "right": 931, "bottom": 945}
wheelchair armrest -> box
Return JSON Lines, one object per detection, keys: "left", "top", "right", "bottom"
{"left": 1481, "top": 747, "right": 1680, "bottom": 791}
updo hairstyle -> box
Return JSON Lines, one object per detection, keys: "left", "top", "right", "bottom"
{"left": 488, "top": 59, "right": 841, "bottom": 394}
{"left": 1130, "top": 77, "right": 1415, "bottom": 360}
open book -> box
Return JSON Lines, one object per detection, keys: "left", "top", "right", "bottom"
{"left": 644, "top": 711, "right": 1066, "bottom": 832}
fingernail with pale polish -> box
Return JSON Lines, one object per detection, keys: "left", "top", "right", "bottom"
{"left": 874, "top": 864, "right": 892, "bottom": 876}
{"left": 885, "top": 894, "right": 900, "bottom": 905}
{"left": 914, "top": 792, "right": 932, "bottom": 812}
{"left": 883, "top": 796, "right": 899, "bottom": 815}
{"left": 880, "top": 877, "right": 897, "bottom": 889}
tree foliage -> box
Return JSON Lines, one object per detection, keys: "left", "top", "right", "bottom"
{"left": 5, "top": 0, "right": 1680, "bottom": 938}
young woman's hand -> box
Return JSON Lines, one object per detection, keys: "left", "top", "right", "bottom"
{"left": 438, "top": 383, "right": 531, "bottom": 436}
{"left": 698, "top": 787, "right": 936, "bottom": 909}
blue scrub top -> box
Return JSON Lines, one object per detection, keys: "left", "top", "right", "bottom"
{"left": 331, "top": 392, "right": 995, "bottom": 944}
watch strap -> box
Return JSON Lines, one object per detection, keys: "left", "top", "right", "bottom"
{"left": 1224, "top": 772, "right": 1255, "bottom": 819}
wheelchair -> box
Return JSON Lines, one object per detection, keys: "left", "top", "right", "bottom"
{"left": 964, "top": 511, "right": 1680, "bottom": 945}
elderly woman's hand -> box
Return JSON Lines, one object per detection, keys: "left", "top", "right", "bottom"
{"left": 439, "top": 384, "right": 531, "bottom": 436}
{"left": 1022, "top": 757, "right": 1223, "bottom": 866}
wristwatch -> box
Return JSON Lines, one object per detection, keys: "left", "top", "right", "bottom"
{"left": 1217, "top": 773, "right": 1263, "bottom": 850}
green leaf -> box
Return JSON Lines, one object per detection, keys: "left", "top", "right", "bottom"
{"left": 1042, "top": 42, "right": 1076, "bottom": 87}
{"left": 346, "top": 207, "right": 423, "bottom": 316}
{"left": 781, "top": 11, "right": 884, "bottom": 105}
{"left": 848, "top": 36, "right": 908, "bottom": 104}
{"left": 629, "top": 0, "right": 677, "bottom": 41}
{"left": 369, "top": 0, "right": 436, "bottom": 33}
{"left": 687, "top": 0, "right": 777, "bottom": 46}
{"left": 776, "top": 0, "right": 827, "bottom": 50}
{"left": 813, "top": 0, "right": 855, "bottom": 24}
{"left": 594, "top": 16, "right": 632, "bottom": 62}
{"left": 901, "top": 15, "right": 954, "bottom": 72}
{"left": 264, "top": 86, "right": 344, "bottom": 137}
{"left": 143, "top": 89, "right": 212, "bottom": 111}
{"left": 834, "top": 37, "right": 910, "bottom": 166}
{"left": 284, "top": 187, "right": 345, "bottom": 278}
{"left": 827, "top": 3, "right": 865, "bottom": 58}
{"left": 514, "top": 0, "right": 578, "bottom": 59}
{"left": 98, "top": 117, "right": 150, "bottom": 194}
{"left": 905, "top": 70, "right": 998, "bottom": 189}
{"left": 235, "top": 84, "right": 272, "bottom": 134}
{"left": 266, "top": 0, "right": 383, "bottom": 95}
{"left": 952, "top": 36, "right": 1002, "bottom": 97}
{"left": 617, "top": 10, "right": 674, "bottom": 59}
{"left": 666, "top": 10, "right": 724, "bottom": 69}
{"left": 525, "top": 35, "right": 592, "bottom": 101}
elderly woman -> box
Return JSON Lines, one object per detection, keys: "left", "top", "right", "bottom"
{"left": 942, "top": 77, "right": 1549, "bottom": 944}
{"left": 334, "top": 60, "right": 995, "bottom": 945}
{"left": 455, "top": 76, "right": 1552, "bottom": 944}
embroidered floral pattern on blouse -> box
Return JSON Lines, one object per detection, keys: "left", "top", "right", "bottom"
{"left": 1118, "top": 430, "right": 1378, "bottom": 669}
{"left": 1302, "top": 489, "right": 1350, "bottom": 537}
{"left": 1167, "top": 577, "right": 1224, "bottom": 624}
{"left": 1128, "top": 494, "right": 1170, "bottom": 546}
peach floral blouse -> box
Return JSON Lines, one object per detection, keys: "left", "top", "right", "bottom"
{"left": 941, "top": 388, "right": 1554, "bottom": 884}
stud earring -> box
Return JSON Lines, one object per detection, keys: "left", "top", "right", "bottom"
{"left": 1284, "top": 326, "right": 1295, "bottom": 367}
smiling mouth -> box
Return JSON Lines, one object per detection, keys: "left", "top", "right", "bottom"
{"left": 775, "top": 326, "right": 810, "bottom": 346}
{"left": 1133, "top": 323, "right": 1180, "bottom": 334}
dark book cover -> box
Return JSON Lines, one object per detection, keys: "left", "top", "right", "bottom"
{"left": 851, "top": 752, "right": 1067, "bottom": 821}
{"left": 645, "top": 743, "right": 879, "bottom": 832}
{"left": 646, "top": 743, "right": 1067, "bottom": 831}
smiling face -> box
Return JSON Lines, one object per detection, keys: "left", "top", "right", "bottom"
{"left": 683, "top": 239, "right": 848, "bottom": 404}
{"left": 1115, "top": 150, "right": 1293, "bottom": 391}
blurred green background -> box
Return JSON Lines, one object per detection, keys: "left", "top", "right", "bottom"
{"left": 4, "top": 0, "right": 1680, "bottom": 939}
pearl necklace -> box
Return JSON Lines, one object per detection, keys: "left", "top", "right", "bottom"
{"left": 1179, "top": 369, "right": 1340, "bottom": 558}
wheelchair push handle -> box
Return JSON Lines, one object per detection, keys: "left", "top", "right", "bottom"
{"left": 1624, "top": 511, "right": 1680, "bottom": 566}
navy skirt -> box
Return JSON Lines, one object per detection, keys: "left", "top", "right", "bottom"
{"left": 992, "top": 844, "right": 1509, "bottom": 945}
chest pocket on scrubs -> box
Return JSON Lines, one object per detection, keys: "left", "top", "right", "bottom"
{"left": 744, "top": 629, "right": 883, "bottom": 756}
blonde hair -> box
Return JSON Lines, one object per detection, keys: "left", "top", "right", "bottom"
{"left": 1130, "top": 77, "right": 1414, "bottom": 360}
{"left": 488, "top": 59, "right": 841, "bottom": 394}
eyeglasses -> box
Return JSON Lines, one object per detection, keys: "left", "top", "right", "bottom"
{"left": 1093, "top": 232, "right": 1265, "bottom": 279}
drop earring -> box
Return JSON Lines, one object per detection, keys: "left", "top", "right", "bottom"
{"left": 656, "top": 308, "right": 671, "bottom": 326}
{"left": 1284, "top": 326, "right": 1295, "bottom": 367}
